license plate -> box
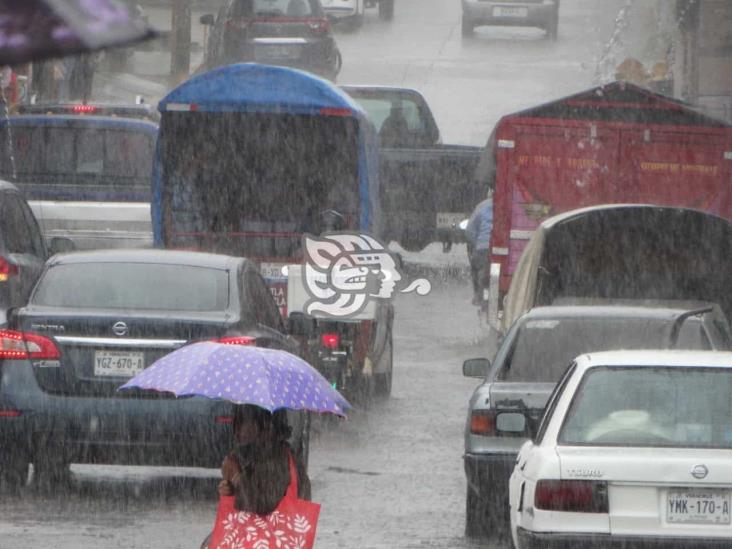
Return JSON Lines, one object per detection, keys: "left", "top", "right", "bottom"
{"left": 257, "top": 45, "right": 299, "bottom": 60}
{"left": 436, "top": 212, "right": 467, "bottom": 229}
{"left": 493, "top": 6, "right": 528, "bottom": 17}
{"left": 667, "top": 490, "right": 731, "bottom": 524}
{"left": 260, "top": 262, "right": 289, "bottom": 281}
{"left": 94, "top": 350, "right": 144, "bottom": 378}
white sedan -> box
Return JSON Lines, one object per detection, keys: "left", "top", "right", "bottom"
{"left": 321, "top": 0, "right": 365, "bottom": 25}
{"left": 509, "top": 350, "right": 732, "bottom": 548}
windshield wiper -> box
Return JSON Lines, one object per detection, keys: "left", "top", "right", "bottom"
{"left": 669, "top": 306, "right": 714, "bottom": 349}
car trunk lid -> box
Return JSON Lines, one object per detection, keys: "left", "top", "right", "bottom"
{"left": 18, "top": 308, "right": 232, "bottom": 397}
{"left": 557, "top": 446, "right": 732, "bottom": 538}
{"left": 488, "top": 381, "right": 554, "bottom": 434}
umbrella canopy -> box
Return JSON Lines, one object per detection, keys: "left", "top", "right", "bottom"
{"left": 118, "top": 342, "right": 351, "bottom": 418}
{"left": 0, "top": 0, "right": 156, "bottom": 65}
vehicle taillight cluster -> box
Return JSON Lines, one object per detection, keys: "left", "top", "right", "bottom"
{"left": 534, "top": 479, "right": 608, "bottom": 513}
{"left": 307, "top": 18, "right": 330, "bottom": 34}
{"left": 216, "top": 336, "right": 257, "bottom": 346}
{"left": 0, "top": 330, "right": 60, "bottom": 360}
{"left": 0, "top": 256, "right": 19, "bottom": 282}
{"left": 320, "top": 332, "right": 340, "bottom": 350}
{"left": 469, "top": 409, "right": 496, "bottom": 435}
{"left": 71, "top": 104, "right": 97, "bottom": 114}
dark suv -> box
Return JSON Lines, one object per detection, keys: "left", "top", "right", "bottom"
{"left": 0, "top": 180, "right": 47, "bottom": 325}
{"left": 0, "top": 249, "right": 307, "bottom": 488}
{"left": 200, "top": 0, "right": 341, "bottom": 80}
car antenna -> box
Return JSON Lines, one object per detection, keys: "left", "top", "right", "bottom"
{"left": 669, "top": 306, "right": 714, "bottom": 349}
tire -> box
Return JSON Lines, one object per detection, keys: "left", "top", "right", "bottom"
{"left": 465, "top": 486, "right": 509, "bottom": 539}
{"left": 374, "top": 332, "right": 393, "bottom": 397}
{"left": 378, "top": 0, "right": 394, "bottom": 20}
{"left": 32, "top": 454, "right": 72, "bottom": 489}
{"left": 461, "top": 14, "right": 474, "bottom": 38}
{"left": 0, "top": 452, "right": 29, "bottom": 493}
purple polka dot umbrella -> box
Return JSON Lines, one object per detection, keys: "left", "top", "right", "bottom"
{"left": 118, "top": 342, "right": 350, "bottom": 418}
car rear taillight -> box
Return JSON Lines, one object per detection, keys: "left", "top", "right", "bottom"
{"left": 215, "top": 415, "right": 234, "bottom": 425}
{"left": 72, "top": 104, "right": 96, "bottom": 114}
{"left": 321, "top": 332, "right": 340, "bottom": 350}
{"left": 307, "top": 18, "right": 330, "bottom": 34}
{"left": 225, "top": 18, "right": 251, "bottom": 30}
{"left": 0, "top": 330, "right": 60, "bottom": 360}
{"left": 216, "top": 336, "right": 257, "bottom": 346}
{"left": 534, "top": 480, "right": 608, "bottom": 513}
{"left": 0, "top": 409, "right": 22, "bottom": 418}
{"left": 0, "top": 256, "right": 19, "bottom": 282}
{"left": 469, "top": 410, "right": 496, "bottom": 435}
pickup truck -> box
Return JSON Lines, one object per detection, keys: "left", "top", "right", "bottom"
{"left": 341, "top": 86, "right": 484, "bottom": 251}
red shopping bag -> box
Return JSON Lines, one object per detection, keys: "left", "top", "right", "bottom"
{"left": 209, "top": 455, "right": 320, "bottom": 549}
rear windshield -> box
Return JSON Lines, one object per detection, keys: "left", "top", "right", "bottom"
{"left": 232, "top": 0, "right": 320, "bottom": 17}
{"left": 33, "top": 263, "right": 229, "bottom": 311}
{"left": 161, "top": 112, "right": 359, "bottom": 257}
{"left": 559, "top": 367, "right": 732, "bottom": 448}
{"left": 0, "top": 125, "right": 155, "bottom": 181}
{"left": 500, "top": 318, "right": 711, "bottom": 382}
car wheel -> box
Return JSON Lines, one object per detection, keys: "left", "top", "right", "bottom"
{"left": 378, "top": 0, "right": 394, "bottom": 20}
{"left": 0, "top": 452, "right": 30, "bottom": 492}
{"left": 374, "top": 332, "right": 393, "bottom": 397}
{"left": 461, "top": 14, "right": 475, "bottom": 38}
{"left": 32, "top": 455, "right": 72, "bottom": 489}
{"left": 465, "top": 486, "right": 509, "bottom": 539}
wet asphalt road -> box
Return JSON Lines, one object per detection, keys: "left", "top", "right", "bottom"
{"left": 0, "top": 1, "right": 645, "bottom": 547}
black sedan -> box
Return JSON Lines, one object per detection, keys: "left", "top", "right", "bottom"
{"left": 0, "top": 249, "right": 307, "bottom": 488}
{"left": 200, "top": 0, "right": 341, "bottom": 80}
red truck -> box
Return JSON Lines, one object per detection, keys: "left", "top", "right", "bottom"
{"left": 477, "top": 81, "right": 732, "bottom": 330}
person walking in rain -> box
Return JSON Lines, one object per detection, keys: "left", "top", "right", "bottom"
{"left": 201, "top": 405, "right": 312, "bottom": 548}
{"left": 465, "top": 190, "right": 493, "bottom": 306}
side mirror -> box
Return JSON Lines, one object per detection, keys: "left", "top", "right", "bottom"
{"left": 320, "top": 209, "right": 346, "bottom": 233}
{"left": 463, "top": 357, "right": 490, "bottom": 378}
{"left": 199, "top": 13, "right": 215, "bottom": 25}
{"left": 288, "top": 313, "right": 316, "bottom": 337}
{"left": 48, "top": 237, "right": 76, "bottom": 255}
{"left": 496, "top": 412, "right": 527, "bottom": 434}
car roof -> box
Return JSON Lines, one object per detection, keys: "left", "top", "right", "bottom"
{"left": 47, "top": 249, "right": 248, "bottom": 270}
{"left": 575, "top": 350, "right": 732, "bottom": 370}
{"left": 522, "top": 302, "right": 719, "bottom": 322}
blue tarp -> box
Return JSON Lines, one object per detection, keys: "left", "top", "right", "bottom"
{"left": 152, "top": 63, "right": 381, "bottom": 246}
{"left": 158, "top": 63, "right": 367, "bottom": 117}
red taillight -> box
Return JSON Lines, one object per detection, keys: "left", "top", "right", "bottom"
{"left": 215, "top": 415, "right": 234, "bottom": 424}
{"left": 216, "top": 336, "right": 256, "bottom": 346}
{"left": 321, "top": 333, "right": 340, "bottom": 350}
{"left": 0, "top": 410, "right": 22, "bottom": 417}
{"left": 0, "top": 330, "right": 60, "bottom": 360}
{"left": 72, "top": 104, "right": 96, "bottom": 114}
{"left": 0, "top": 256, "right": 19, "bottom": 282}
{"left": 534, "top": 480, "right": 608, "bottom": 513}
{"left": 470, "top": 410, "right": 496, "bottom": 435}
{"left": 307, "top": 18, "right": 330, "bottom": 34}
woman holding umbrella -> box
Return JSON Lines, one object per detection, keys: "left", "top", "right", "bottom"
{"left": 218, "top": 405, "right": 311, "bottom": 510}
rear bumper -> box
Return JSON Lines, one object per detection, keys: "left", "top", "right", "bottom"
{"left": 0, "top": 359, "right": 231, "bottom": 468}
{"left": 464, "top": 452, "right": 517, "bottom": 500}
{"left": 462, "top": 2, "right": 557, "bottom": 27}
{"left": 517, "top": 528, "right": 732, "bottom": 549}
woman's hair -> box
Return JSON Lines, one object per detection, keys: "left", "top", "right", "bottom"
{"left": 233, "top": 405, "right": 292, "bottom": 442}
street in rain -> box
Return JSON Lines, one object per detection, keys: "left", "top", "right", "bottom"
{"left": 0, "top": 1, "right": 731, "bottom": 548}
